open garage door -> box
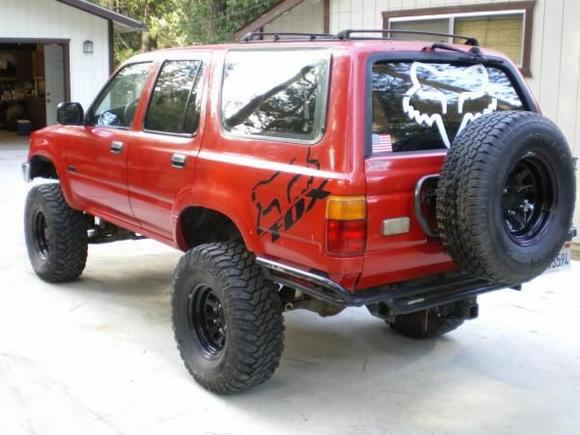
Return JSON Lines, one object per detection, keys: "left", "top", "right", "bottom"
{"left": 43, "top": 44, "right": 65, "bottom": 126}
{"left": 0, "top": 39, "right": 68, "bottom": 133}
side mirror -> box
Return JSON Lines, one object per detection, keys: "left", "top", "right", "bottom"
{"left": 57, "top": 102, "right": 84, "bottom": 125}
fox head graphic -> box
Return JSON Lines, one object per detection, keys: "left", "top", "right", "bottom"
{"left": 402, "top": 62, "right": 498, "bottom": 147}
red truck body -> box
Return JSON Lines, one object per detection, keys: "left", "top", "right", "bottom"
{"left": 26, "top": 39, "right": 537, "bottom": 292}
{"left": 25, "top": 32, "right": 577, "bottom": 394}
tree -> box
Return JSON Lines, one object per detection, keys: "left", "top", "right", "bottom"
{"left": 180, "top": 0, "right": 279, "bottom": 44}
{"left": 94, "top": 0, "right": 279, "bottom": 66}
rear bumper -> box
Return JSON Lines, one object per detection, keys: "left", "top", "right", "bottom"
{"left": 256, "top": 256, "right": 509, "bottom": 314}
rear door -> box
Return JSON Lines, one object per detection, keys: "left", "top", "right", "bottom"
{"left": 127, "top": 55, "right": 209, "bottom": 241}
{"left": 362, "top": 55, "right": 530, "bottom": 288}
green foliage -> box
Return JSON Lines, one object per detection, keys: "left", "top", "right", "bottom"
{"left": 181, "top": 0, "right": 279, "bottom": 44}
{"left": 94, "top": 0, "right": 279, "bottom": 66}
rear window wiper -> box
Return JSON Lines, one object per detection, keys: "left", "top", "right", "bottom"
{"left": 423, "top": 43, "right": 504, "bottom": 65}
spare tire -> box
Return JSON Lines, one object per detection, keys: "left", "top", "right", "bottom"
{"left": 436, "top": 111, "right": 575, "bottom": 285}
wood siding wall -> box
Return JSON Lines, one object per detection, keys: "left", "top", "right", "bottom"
{"left": 264, "top": 0, "right": 325, "bottom": 33}
{"left": 261, "top": 0, "right": 580, "bottom": 236}
{"left": 0, "top": 0, "right": 110, "bottom": 108}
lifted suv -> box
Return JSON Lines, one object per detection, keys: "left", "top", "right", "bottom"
{"left": 23, "top": 30, "right": 576, "bottom": 394}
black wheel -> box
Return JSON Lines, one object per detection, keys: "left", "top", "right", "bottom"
{"left": 437, "top": 111, "right": 575, "bottom": 285}
{"left": 172, "top": 242, "right": 284, "bottom": 394}
{"left": 388, "top": 306, "right": 465, "bottom": 339}
{"left": 24, "top": 183, "right": 88, "bottom": 282}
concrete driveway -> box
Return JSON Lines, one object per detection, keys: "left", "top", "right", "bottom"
{"left": 1, "top": 136, "right": 579, "bottom": 435}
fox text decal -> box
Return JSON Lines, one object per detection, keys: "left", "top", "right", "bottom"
{"left": 251, "top": 149, "right": 330, "bottom": 242}
{"left": 402, "top": 62, "right": 498, "bottom": 147}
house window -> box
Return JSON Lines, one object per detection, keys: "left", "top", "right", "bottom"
{"left": 383, "top": 2, "right": 535, "bottom": 76}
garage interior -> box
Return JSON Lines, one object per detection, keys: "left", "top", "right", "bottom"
{"left": 0, "top": 41, "right": 66, "bottom": 136}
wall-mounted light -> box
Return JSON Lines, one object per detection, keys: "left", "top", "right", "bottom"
{"left": 83, "top": 40, "right": 93, "bottom": 54}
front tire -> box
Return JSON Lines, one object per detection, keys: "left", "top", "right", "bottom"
{"left": 172, "top": 242, "right": 284, "bottom": 394}
{"left": 24, "top": 183, "right": 88, "bottom": 282}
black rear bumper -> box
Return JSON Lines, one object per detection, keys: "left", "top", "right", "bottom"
{"left": 256, "top": 256, "right": 511, "bottom": 315}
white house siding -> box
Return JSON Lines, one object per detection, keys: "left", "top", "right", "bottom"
{"left": 0, "top": 0, "right": 110, "bottom": 108}
{"left": 264, "top": 0, "right": 325, "bottom": 34}
{"left": 261, "top": 0, "right": 580, "bottom": 237}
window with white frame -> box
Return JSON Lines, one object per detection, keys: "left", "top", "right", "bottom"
{"left": 383, "top": 2, "right": 535, "bottom": 76}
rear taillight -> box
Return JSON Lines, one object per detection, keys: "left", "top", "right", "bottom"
{"left": 325, "top": 196, "right": 367, "bottom": 256}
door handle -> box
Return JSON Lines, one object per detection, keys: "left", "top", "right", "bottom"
{"left": 171, "top": 153, "right": 186, "bottom": 169}
{"left": 110, "top": 141, "right": 124, "bottom": 154}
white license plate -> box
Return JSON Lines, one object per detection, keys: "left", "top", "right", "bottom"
{"left": 544, "top": 242, "right": 572, "bottom": 274}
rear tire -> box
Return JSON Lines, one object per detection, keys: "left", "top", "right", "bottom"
{"left": 24, "top": 183, "right": 88, "bottom": 282}
{"left": 172, "top": 242, "right": 284, "bottom": 394}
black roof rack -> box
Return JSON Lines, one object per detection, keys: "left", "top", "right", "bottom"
{"left": 240, "top": 32, "right": 335, "bottom": 42}
{"left": 238, "top": 29, "right": 479, "bottom": 47}
{"left": 336, "top": 29, "right": 479, "bottom": 46}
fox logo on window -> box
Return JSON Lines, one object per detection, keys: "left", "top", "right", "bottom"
{"left": 402, "top": 62, "right": 498, "bottom": 147}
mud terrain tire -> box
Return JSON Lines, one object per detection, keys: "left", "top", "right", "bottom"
{"left": 437, "top": 111, "right": 575, "bottom": 285}
{"left": 172, "top": 242, "right": 284, "bottom": 394}
{"left": 24, "top": 183, "right": 88, "bottom": 282}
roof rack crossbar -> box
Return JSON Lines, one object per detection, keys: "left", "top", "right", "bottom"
{"left": 240, "top": 32, "right": 335, "bottom": 42}
{"left": 336, "top": 29, "right": 479, "bottom": 46}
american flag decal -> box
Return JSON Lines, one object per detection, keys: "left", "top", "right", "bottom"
{"left": 372, "top": 133, "right": 393, "bottom": 153}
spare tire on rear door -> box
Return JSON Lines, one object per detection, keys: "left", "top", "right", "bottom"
{"left": 436, "top": 111, "right": 575, "bottom": 285}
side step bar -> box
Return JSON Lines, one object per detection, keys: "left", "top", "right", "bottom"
{"left": 256, "top": 256, "right": 509, "bottom": 315}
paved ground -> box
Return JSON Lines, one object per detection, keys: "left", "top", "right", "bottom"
{"left": 1, "top": 133, "right": 579, "bottom": 435}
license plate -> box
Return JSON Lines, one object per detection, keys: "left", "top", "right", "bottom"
{"left": 544, "top": 242, "right": 572, "bottom": 274}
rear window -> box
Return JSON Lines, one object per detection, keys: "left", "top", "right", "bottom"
{"left": 371, "top": 61, "right": 524, "bottom": 153}
{"left": 221, "top": 49, "right": 330, "bottom": 143}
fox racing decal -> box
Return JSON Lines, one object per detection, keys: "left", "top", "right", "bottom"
{"left": 402, "top": 62, "right": 498, "bottom": 147}
{"left": 251, "top": 148, "right": 330, "bottom": 242}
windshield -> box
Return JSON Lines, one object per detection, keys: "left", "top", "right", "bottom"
{"left": 371, "top": 61, "right": 524, "bottom": 153}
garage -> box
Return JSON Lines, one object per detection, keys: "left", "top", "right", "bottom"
{"left": 0, "top": 42, "right": 67, "bottom": 132}
{"left": 0, "top": 0, "right": 141, "bottom": 136}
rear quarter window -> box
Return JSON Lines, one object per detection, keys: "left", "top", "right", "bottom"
{"left": 371, "top": 61, "right": 524, "bottom": 153}
{"left": 221, "top": 49, "right": 330, "bottom": 143}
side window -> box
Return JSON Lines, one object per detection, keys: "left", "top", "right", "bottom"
{"left": 221, "top": 49, "right": 330, "bottom": 142}
{"left": 144, "top": 60, "right": 204, "bottom": 135}
{"left": 90, "top": 62, "right": 152, "bottom": 128}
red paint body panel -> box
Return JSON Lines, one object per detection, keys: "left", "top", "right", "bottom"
{"left": 360, "top": 152, "right": 457, "bottom": 289}
{"left": 27, "top": 39, "right": 535, "bottom": 292}
{"left": 63, "top": 126, "right": 134, "bottom": 219}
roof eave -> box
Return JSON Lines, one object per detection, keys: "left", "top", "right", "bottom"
{"left": 113, "top": 21, "right": 144, "bottom": 34}
{"left": 56, "top": 0, "right": 143, "bottom": 31}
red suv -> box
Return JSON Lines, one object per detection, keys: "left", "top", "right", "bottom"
{"left": 22, "top": 30, "right": 576, "bottom": 394}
